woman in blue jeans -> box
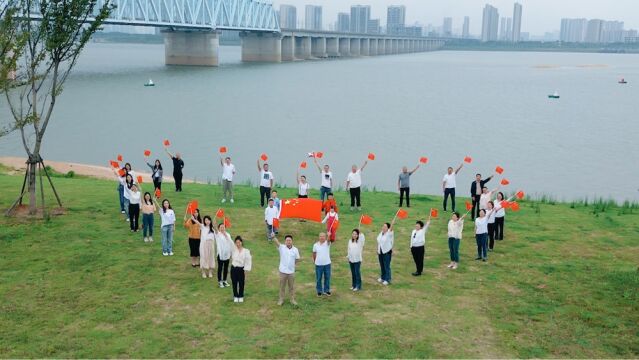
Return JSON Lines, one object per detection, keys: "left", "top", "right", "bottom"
{"left": 347, "top": 229, "right": 365, "bottom": 291}
{"left": 447, "top": 212, "right": 465, "bottom": 270}
{"left": 474, "top": 208, "right": 495, "bottom": 262}
{"left": 141, "top": 192, "right": 156, "bottom": 243}
{"left": 157, "top": 198, "right": 176, "bottom": 256}
{"left": 376, "top": 221, "right": 395, "bottom": 286}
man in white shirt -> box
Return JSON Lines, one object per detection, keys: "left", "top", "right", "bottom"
{"left": 312, "top": 233, "right": 332, "bottom": 296}
{"left": 410, "top": 219, "right": 430, "bottom": 276}
{"left": 264, "top": 198, "right": 279, "bottom": 242}
{"left": 346, "top": 161, "right": 368, "bottom": 211}
{"left": 313, "top": 157, "right": 333, "bottom": 201}
{"left": 220, "top": 156, "right": 236, "bottom": 203}
{"left": 257, "top": 160, "right": 274, "bottom": 207}
{"left": 442, "top": 163, "right": 464, "bottom": 212}
{"left": 274, "top": 235, "right": 300, "bottom": 306}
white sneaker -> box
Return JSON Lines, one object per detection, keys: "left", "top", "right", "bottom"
{"left": 223, "top": 281, "right": 230, "bottom": 287}
{"left": 239, "top": 298, "right": 244, "bottom": 303}
{"left": 202, "top": 273, "right": 207, "bottom": 278}
{"left": 143, "top": 237, "right": 148, "bottom": 243}
{"left": 357, "top": 207, "right": 362, "bottom": 211}
{"left": 126, "top": 218, "right": 130, "bottom": 222}
{"left": 149, "top": 237, "right": 153, "bottom": 242}
{"left": 169, "top": 252, "right": 174, "bottom": 256}
{"left": 447, "top": 263, "right": 453, "bottom": 268}
{"left": 121, "top": 210, "right": 125, "bottom": 214}
{"left": 377, "top": 278, "right": 383, "bottom": 283}
{"left": 219, "top": 282, "right": 225, "bottom": 288}
{"left": 382, "top": 281, "right": 389, "bottom": 286}
{"left": 349, "top": 287, "right": 354, "bottom": 290}
{"left": 452, "top": 264, "right": 458, "bottom": 270}
{"left": 162, "top": 252, "right": 168, "bottom": 256}
{"left": 208, "top": 273, "right": 213, "bottom": 278}
{"left": 222, "top": 199, "right": 226, "bottom": 203}
{"left": 230, "top": 199, "right": 234, "bottom": 203}
{"left": 233, "top": 297, "right": 239, "bottom": 303}
{"left": 353, "top": 288, "right": 359, "bottom": 292}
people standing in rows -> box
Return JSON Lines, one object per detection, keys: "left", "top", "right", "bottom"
{"left": 313, "top": 157, "right": 333, "bottom": 201}
{"left": 165, "top": 147, "right": 184, "bottom": 192}
{"left": 494, "top": 192, "right": 506, "bottom": 241}
{"left": 347, "top": 229, "right": 365, "bottom": 291}
{"left": 183, "top": 209, "right": 202, "bottom": 267}
{"left": 114, "top": 170, "right": 135, "bottom": 222}
{"left": 158, "top": 199, "right": 176, "bottom": 256}
{"left": 191, "top": 215, "right": 216, "bottom": 279}
{"left": 274, "top": 235, "right": 300, "bottom": 306}
{"left": 215, "top": 223, "right": 234, "bottom": 288}
{"left": 125, "top": 183, "right": 141, "bottom": 232}
{"left": 447, "top": 212, "right": 465, "bottom": 270}
{"left": 322, "top": 206, "right": 339, "bottom": 243}
{"left": 377, "top": 221, "right": 395, "bottom": 286}
{"left": 345, "top": 161, "right": 368, "bottom": 211}
{"left": 470, "top": 173, "right": 493, "bottom": 220}
{"left": 220, "top": 156, "right": 236, "bottom": 204}
{"left": 113, "top": 168, "right": 137, "bottom": 226}
{"left": 398, "top": 164, "right": 420, "bottom": 208}
{"left": 313, "top": 232, "right": 332, "bottom": 297}
{"left": 442, "top": 163, "right": 463, "bottom": 212}
{"left": 230, "top": 236, "right": 252, "bottom": 303}
{"left": 264, "top": 198, "right": 279, "bottom": 242}
{"left": 410, "top": 218, "right": 430, "bottom": 277}
{"left": 146, "top": 158, "right": 163, "bottom": 191}
{"left": 479, "top": 186, "right": 499, "bottom": 212}
{"left": 257, "top": 159, "right": 273, "bottom": 207}
{"left": 475, "top": 208, "right": 495, "bottom": 262}
{"left": 117, "top": 163, "right": 134, "bottom": 216}
{"left": 141, "top": 192, "right": 156, "bottom": 243}
{"left": 487, "top": 201, "right": 498, "bottom": 252}
{"left": 322, "top": 193, "right": 338, "bottom": 215}
{"left": 296, "top": 170, "right": 310, "bottom": 198}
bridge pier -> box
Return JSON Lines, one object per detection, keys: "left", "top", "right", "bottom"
{"left": 240, "top": 32, "right": 282, "bottom": 62}
{"left": 326, "top": 38, "right": 339, "bottom": 57}
{"left": 311, "top": 37, "right": 327, "bottom": 58}
{"left": 295, "top": 36, "right": 311, "bottom": 60}
{"left": 349, "top": 38, "right": 361, "bottom": 56}
{"left": 282, "top": 36, "right": 295, "bottom": 61}
{"left": 339, "top": 38, "right": 350, "bottom": 56}
{"left": 360, "top": 39, "right": 370, "bottom": 56}
{"left": 164, "top": 30, "right": 220, "bottom": 66}
{"left": 369, "top": 39, "right": 378, "bottom": 56}
{"left": 377, "top": 39, "right": 385, "bottom": 55}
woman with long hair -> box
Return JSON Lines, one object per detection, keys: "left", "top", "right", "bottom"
{"left": 141, "top": 191, "right": 156, "bottom": 242}
{"left": 191, "top": 215, "right": 217, "bottom": 279}
{"left": 184, "top": 209, "right": 202, "bottom": 267}
{"left": 215, "top": 223, "right": 234, "bottom": 288}
{"left": 146, "top": 158, "right": 163, "bottom": 191}
{"left": 230, "top": 236, "right": 252, "bottom": 303}
{"left": 157, "top": 198, "right": 176, "bottom": 256}
{"left": 376, "top": 220, "right": 395, "bottom": 286}
{"left": 447, "top": 211, "right": 466, "bottom": 270}
{"left": 347, "top": 229, "right": 365, "bottom": 291}
{"left": 494, "top": 192, "right": 506, "bottom": 241}
{"left": 117, "top": 162, "right": 135, "bottom": 215}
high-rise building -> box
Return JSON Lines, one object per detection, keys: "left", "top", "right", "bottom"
{"left": 585, "top": 19, "right": 604, "bottom": 43}
{"left": 404, "top": 25, "right": 423, "bottom": 37}
{"left": 560, "top": 18, "right": 587, "bottom": 42}
{"left": 350, "top": 5, "right": 371, "bottom": 34}
{"left": 387, "top": 5, "right": 406, "bottom": 35}
{"left": 512, "top": 2, "right": 522, "bottom": 42}
{"left": 337, "top": 12, "right": 350, "bottom": 33}
{"left": 368, "top": 19, "right": 381, "bottom": 34}
{"left": 500, "top": 17, "right": 513, "bottom": 41}
{"left": 481, "top": 4, "right": 499, "bottom": 42}
{"left": 304, "top": 5, "right": 322, "bottom": 31}
{"left": 601, "top": 21, "right": 624, "bottom": 43}
{"left": 443, "top": 17, "right": 453, "bottom": 37}
{"left": 462, "top": 16, "right": 470, "bottom": 38}
{"left": 279, "top": 5, "right": 297, "bottom": 29}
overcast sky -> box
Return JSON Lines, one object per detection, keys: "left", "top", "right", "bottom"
{"left": 272, "top": 0, "right": 638, "bottom": 35}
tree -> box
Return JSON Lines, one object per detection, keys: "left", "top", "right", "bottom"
{"left": 2, "top": 0, "right": 113, "bottom": 216}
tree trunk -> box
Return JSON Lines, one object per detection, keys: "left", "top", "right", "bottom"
{"left": 27, "top": 159, "right": 37, "bottom": 215}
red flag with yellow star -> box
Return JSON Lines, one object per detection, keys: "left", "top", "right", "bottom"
{"left": 279, "top": 198, "right": 323, "bottom": 222}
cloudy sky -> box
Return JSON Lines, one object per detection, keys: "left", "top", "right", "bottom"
{"left": 272, "top": 0, "right": 638, "bottom": 35}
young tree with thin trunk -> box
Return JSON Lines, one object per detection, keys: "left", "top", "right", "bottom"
{"left": 1, "top": 0, "right": 113, "bottom": 215}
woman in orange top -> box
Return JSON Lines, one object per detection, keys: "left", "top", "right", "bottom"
{"left": 184, "top": 209, "right": 202, "bottom": 267}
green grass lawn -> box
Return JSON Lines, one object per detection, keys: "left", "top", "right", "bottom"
{"left": 0, "top": 169, "right": 637, "bottom": 358}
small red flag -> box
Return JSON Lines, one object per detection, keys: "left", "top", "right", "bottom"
{"left": 419, "top": 157, "right": 429, "bottom": 164}
{"left": 154, "top": 188, "right": 161, "bottom": 198}
{"left": 136, "top": 175, "right": 143, "bottom": 184}
{"left": 224, "top": 217, "right": 232, "bottom": 229}
{"left": 187, "top": 200, "right": 199, "bottom": 214}
{"left": 273, "top": 218, "right": 280, "bottom": 228}
{"left": 117, "top": 154, "right": 123, "bottom": 162}
{"left": 367, "top": 152, "right": 376, "bottom": 161}
{"left": 516, "top": 190, "right": 525, "bottom": 200}
{"left": 300, "top": 161, "right": 307, "bottom": 169}
{"left": 495, "top": 166, "right": 504, "bottom": 174}
{"left": 117, "top": 169, "right": 126, "bottom": 177}
{"left": 500, "top": 200, "right": 510, "bottom": 209}
{"left": 314, "top": 151, "right": 324, "bottom": 159}
{"left": 511, "top": 202, "right": 521, "bottom": 211}
{"left": 260, "top": 153, "right": 268, "bottom": 161}
{"left": 464, "top": 156, "right": 472, "bottom": 164}
{"left": 216, "top": 209, "right": 224, "bottom": 218}
{"left": 163, "top": 139, "right": 170, "bottom": 147}
{"left": 109, "top": 160, "right": 120, "bottom": 168}
{"left": 360, "top": 214, "right": 373, "bottom": 225}
{"left": 501, "top": 178, "right": 510, "bottom": 186}
{"left": 465, "top": 201, "right": 473, "bottom": 211}
{"left": 430, "top": 208, "right": 439, "bottom": 218}
{"left": 144, "top": 150, "right": 151, "bottom": 157}
{"left": 397, "top": 209, "right": 408, "bottom": 219}
{"left": 219, "top": 146, "right": 227, "bottom": 154}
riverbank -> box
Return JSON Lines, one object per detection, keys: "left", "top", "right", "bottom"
{"left": 0, "top": 163, "right": 637, "bottom": 358}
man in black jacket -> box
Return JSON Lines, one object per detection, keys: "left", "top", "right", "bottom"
{"left": 470, "top": 173, "right": 493, "bottom": 220}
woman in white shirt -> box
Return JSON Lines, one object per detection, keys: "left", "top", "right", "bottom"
{"left": 347, "top": 229, "right": 365, "bottom": 291}
{"left": 296, "top": 170, "right": 310, "bottom": 198}
{"left": 487, "top": 201, "right": 498, "bottom": 251}
{"left": 475, "top": 208, "right": 495, "bottom": 262}
{"left": 230, "top": 236, "right": 252, "bottom": 303}
{"left": 410, "top": 218, "right": 430, "bottom": 276}
{"left": 114, "top": 168, "right": 140, "bottom": 230}
{"left": 215, "top": 223, "right": 234, "bottom": 288}
{"left": 156, "top": 198, "right": 176, "bottom": 256}
{"left": 376, "top": 221, "right": 395, "bottom": 285}
{"left": 494, "top": 192, "right": 506, "bottom": 241}
{"left": 447, "top": 212, "right": 466, "bottom": 270}
{"left": 191, "top": 215, "right": 217, "bottom": 279}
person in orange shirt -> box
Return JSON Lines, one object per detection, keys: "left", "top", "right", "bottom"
{"left": 184, "top": 209, "right": 202, "bottom": 267}
{"left": 322, "top": 193, "right": 338, "bottom": 215}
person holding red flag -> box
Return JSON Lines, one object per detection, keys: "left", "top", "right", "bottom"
{"left": 470, "top": 173, "right": 494, "bottom": 220}
{"left": 322, "top": 193, "right": 339, "bottom": 215}
{"left": 164, "top": 146, "right": 184, "bottom": 192}
{"left": 313, "top": 156, "right": 333, "bottom": 201}
{"left": 220, "top": 155, "right": 236, "bottom": 204}
{"left": 475, "top": 207, "right": 496, "bottom": 262}
{"left": 398, "top": 164, "right": 421, "bottom": 208}
{"left": 377, "top": 219, "right": 396, "bottom": 286}
{"left": 345, "top": 160, "right": 368, "bottom": 211}
{"left": 347, "top": 228, "right": 365, "bottom": 291}
{"left": 313, "top": 233, "right": 332, "bottom": 297}
{"left": 183, "top": 208, "right": 202, "bottom": 267}
{"left": 442, "top": 163, "right": 464, "bottom": 212}
{"left": 145, "top": 157, "right": 163, "bottom": 192}
{"left": 257, "top": 159, "right": 274, "bottom": 207}
{"left": 494, "top": 192, "right": 506, "bottom": 240}
{"left": 410, "top": 217, "right": 431, "bottom": 276}
{"left": 322, "top": 206, "right": 339, "bottom": 242}
{"left": 215, "top": 222, "right": 234, "bottom": 288}
{"left": 157, "top": 199, "right": 176, "bottom": 256}
{"left": 447, "top": 211, "right": 467, "bottom": 270}
{"left": 264, "top": 198, "right": 279, "bottom": 242}
{"left": 296, "top": 169, "right": 310, "bottom": 198}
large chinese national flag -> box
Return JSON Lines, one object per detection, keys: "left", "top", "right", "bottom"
{"left": 279, "top": 198, "right": 323, "bottom": 222}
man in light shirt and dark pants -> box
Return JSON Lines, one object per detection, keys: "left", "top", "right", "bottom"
{"left": 313, "top": 157, "right": 333, "bottom": 201}
{"left": 442, "top": 163, "right": 463, "bottom": 212}
{"left": 274, "top": 235, "right": 300, "bottom": 306}
{"left": 220, "top": 156, "right": 236, "bottom": 203}
{"left": 313, "top": 233, "right": 332, "bottom": 296}
{"left": 398, "top": 164, "right": 420, "bottom": 207}
{"left": 346, "top": 161, "right": 368, "bottom": 211}
{"left": 257, "top": 160, "right": 274, "bottom": 207}
{"left": 470, "top": 173, "right": 493, "bottom": 220}
{"left": 410, "top": 219, "right": 430, "bottom": 276}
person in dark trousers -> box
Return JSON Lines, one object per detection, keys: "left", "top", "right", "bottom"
{"left": 165, "top": 148, "right": 184, "bottom": 192}
{"left": 410, "top": 218, "right": 430, "bottom": 276}
{"left": 442, "top": 163, "right": 463, "bottom": 212}
{"left": 470, "top": 173, "right": 493, "bottom": 220}
{"left": 494, "top": 192, "right": 506, "bottom": 240}
{"left": 146, "top": 158, "right": 163, "bottom": 191}
{"left": 345, "top": 160, "right": 368, "bottom": 211}
{"left": 257, "top": 159, "right": 274, "bottom": 207}
{"left": 398, "top": 164, "right": 420, "bottom": 207}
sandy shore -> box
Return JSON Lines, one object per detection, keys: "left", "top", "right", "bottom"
{"left": 0, "top": 156, "right": 195, "bottom": 183}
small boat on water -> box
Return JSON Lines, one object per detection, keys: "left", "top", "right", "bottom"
{"left": 144, "top": 79, "right": 155, "bottom": 87}
{"left": 619, "top": 78, "right": 628, "bottom": 84}
{"left": 548, "top": 91, "right": 560, "bottom": 99}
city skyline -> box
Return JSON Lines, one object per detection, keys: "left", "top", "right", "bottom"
{"left": 271, "top": 0, "right": 639, "bottom": 36}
